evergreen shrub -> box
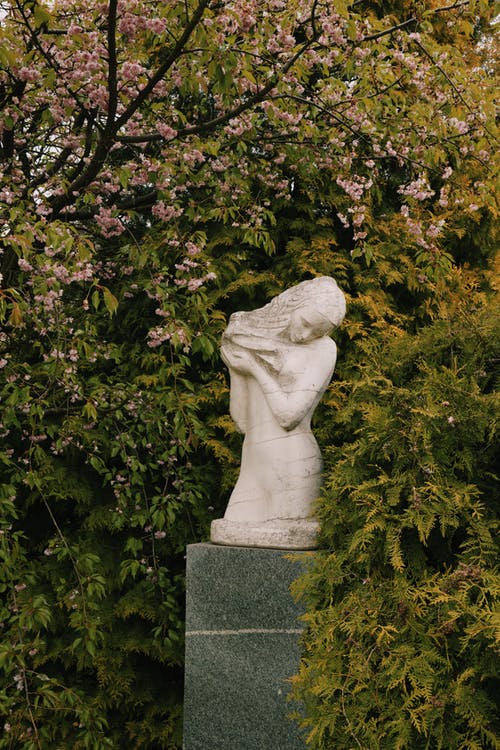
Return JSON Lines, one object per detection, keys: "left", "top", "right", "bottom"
{"left": 291, "top": 289, "right": 500, "bottom": 750}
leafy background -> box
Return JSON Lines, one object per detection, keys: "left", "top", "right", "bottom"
{"left": 0, "top": 0, "right": 498, "bottom": 747}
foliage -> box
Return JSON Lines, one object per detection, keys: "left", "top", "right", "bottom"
{"left": 0, "top": 0, "right": 498, "bottom": 746}
{"left": 0, "top": 278, "right": 219, "bottom": 746}
{"left": 291, "top": 285, "right": 500, "bottom": 749}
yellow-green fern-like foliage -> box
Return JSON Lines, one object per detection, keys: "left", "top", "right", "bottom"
{"left": 291, "top": 286, "right": 499, "bottom": 750}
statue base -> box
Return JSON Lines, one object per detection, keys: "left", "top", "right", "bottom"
{"left": 183, "top": 543, "right": 310, "bottom": 749}
{"left": 210, "top": 518, "right": 319, "bottom": 550}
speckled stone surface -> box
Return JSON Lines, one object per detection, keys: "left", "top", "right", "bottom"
{"left": 183, "top": 543, "right": 311, "bottom": 750}
{"left": 211, "top": 518, "right": 319, "bottom": 549}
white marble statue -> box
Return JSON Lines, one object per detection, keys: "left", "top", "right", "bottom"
{"left": 210, "top": 276, "right": 346, "bottom": 549}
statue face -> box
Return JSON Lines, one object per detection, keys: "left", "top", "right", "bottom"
{"left": 287, "top": 306, "right": 331, "bottom": 344}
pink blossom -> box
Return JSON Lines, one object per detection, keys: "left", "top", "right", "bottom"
{"left": 336, "top": 176, "right": 372, "bottom": 202}
{"left": 273, "top": 25, "right": 295, "bottom": 49}
{"left": 187, "top": 278, "right": 204, "bottom": 291}
{"left": 151, "top": 202, "right": 183, "bottom": 222}
{"left": 186, "top": 241, "right": 201, "bottom": 256}
{"left": 439, "top": 187, "right": 449, "bottom": 207}
{"left": 17, "top": 67, "right": 40, "bottom": 82}
{"left": 121, "top": 61, "right": 146, "bottom": 80}
{"left": 89, "top": 85, "right": 109, "bottom": 111}
{"left": 0, "top": 188, "right": 16, "bottom": 204}
{"left": 426, "top": 221, "right": 445, "bottom": 238}
{"left": 118, "top": 13, "right": 142, "bottom": 36}
{"left": 147, "top": 326, "right": 172, "bottom": 348}
{"left": 448, "top": 117, "right": 468, "bottom": 135}
{"left": 145, "top": 17, "right": 167, "bottom": 34}
{"left": 320, "top": 16, "right": 346, "bottom": 46}
{"left": 53, "top": 264, "right": 71, "bottom": 283}
{"left": 95, "top": 207, "right": 124, "bottom": 237}
{"left": 398, "top": 177, "right": 434, "bottom": 202}
{"left": 71, "top": 264, "right": 94, "bottom": 282}
{"left": 405, "top": 217, "right": 426, "bottom": 246}
{"left": 156, "top": 123, "right": 177, "bottom": 140}
{"left": 226, "top": 118, "right": 246, "bottom": 136}
{"left": 183, "top": 149, "right": 205, "bottom": 166}
{"left": 18, "top": 258, "right": 33, "bottom": 272}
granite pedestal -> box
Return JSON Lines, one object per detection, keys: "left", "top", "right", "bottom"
{"left": 183, "top": 543, "right": 309, "bottom": 750}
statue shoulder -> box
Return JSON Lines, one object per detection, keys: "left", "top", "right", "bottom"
{"left": 321, "top": 335, "right": 337, "bottom": 352}
{"left": 285, "top": 336, "right": 337, "bottom": 377}
{"left": 307, "top": 335, "right": 337, "bottom": 359}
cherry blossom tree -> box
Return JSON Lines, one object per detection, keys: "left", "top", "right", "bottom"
{"left": 0, "top": 0, "right": 498, "bottom": 746}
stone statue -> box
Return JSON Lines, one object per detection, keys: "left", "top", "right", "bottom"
{"left": 210, "top": 276, "right": 346, "bottom": 549}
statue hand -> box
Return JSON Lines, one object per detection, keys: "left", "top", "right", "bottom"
{"left": 221, "top": 344, "right": 254, "bottom": 374}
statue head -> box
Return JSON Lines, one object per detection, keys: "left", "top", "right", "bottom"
{"left": 283, "top": 277, "right": 346, "bottom": 343}
{"left": 224, "top": 276, "right": 346, "bottom": 344}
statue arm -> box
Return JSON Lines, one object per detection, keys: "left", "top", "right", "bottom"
{"left": 254, "top": 370, "right": 329, "bottom": 430}
{"left": 228, "top": 370, "right": 247, "bottom": 434}
{"left": 221, "top": 342, "right": 247, "bottom": 433}
{"left": 249, "top": 341, "right": 337, "bottom": 431}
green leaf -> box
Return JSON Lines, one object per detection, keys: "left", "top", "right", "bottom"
{"left": 33, "top": 4, "right": 52, "bottom": 27}
{"left": 102, "top": 287, "right": 118, "bottom": 315}
{"left": 83, "top": 401, "right": 98, "bottom": 420}
{"left": 0, "top": 44, "right": 17, "bottom": 68}
{"left": 9, "top": 302, "right": 23, "bottom": 326}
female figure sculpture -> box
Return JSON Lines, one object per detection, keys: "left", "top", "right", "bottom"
{"left": 210, "top": 276, "right": 346, "bottom": 549}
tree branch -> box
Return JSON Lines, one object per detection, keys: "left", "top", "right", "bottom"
{"left": 114, "top": 0, "right": 211, "bottom": 131}
{"left": 412, "top": 37, "right": 500, "bottom": 147}
{"left": 106, "top": 0, "right": 119, "bottom": 127}
{"left": 22, "top": 110, "right": 89, "bottom": 196}
{"left": 285, "top": 94, "right": 452, "bottom": 178}
{"left": 49, "top": 0, "right": 210, "bottom": 214}
{"left": 116, "top": 36, "right": 317, "bottom": 144}
{"left": 13, "top": 0, "right": 94, "bottom": 126}
{"left": 360, "top": 1, "right": 471, "bottom": 43}
{"left": 360, "top": 17, "right": 417, "bottom": 43}
{"left": 57, "top": 189, "right": 159, "bottom": 221}
{"left": 0, "top": 79, "right": 26, "bottom": 162}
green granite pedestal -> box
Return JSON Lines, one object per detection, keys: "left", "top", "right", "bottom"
{"left": 183, "top": 543, "right": 309, "bottom": 750}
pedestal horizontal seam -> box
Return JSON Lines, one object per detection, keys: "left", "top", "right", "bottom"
{"left": 186, "top": 627, "right": 303, "bottom": 636}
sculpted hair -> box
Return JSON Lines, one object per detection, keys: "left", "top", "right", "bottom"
{"left": 224, "top": 277, "right": 346, "bottom": 341}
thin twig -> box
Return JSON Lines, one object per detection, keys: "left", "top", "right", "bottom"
{"left": 412, "top": 37, "right": 500, "bottom": 146}
{"left": 360, "top": 1, "right": 471, "bottom": 43}
{"left": 13, "top": 0, "right": 93, "bottom": 125}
